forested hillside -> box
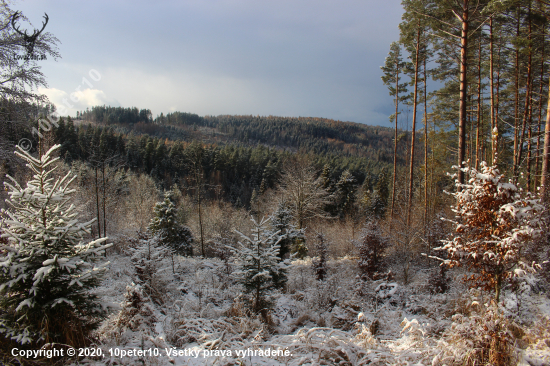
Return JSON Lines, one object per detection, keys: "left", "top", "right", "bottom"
{"left": 77, "top": 106, "right": 402, "bottom": 162}
{"left": 16, "top": 111, "right": 397, "bottom": 214}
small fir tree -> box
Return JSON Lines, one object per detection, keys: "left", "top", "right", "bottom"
{"left": 312, "top": 233, "right": 329, "bottom": 281}
{"left": 127, "top": 231, "right": 170, "bottom": 302}
{"left": 428, "top": 265, "right": 449, "bottom": 294}
{"left": 231, "top": 217, "right": 289, "bottom": 317}
{"left": 149, "top": 191, "right": 193, "bottom": 256}
{"left": 436, "top": 163, "right": 543, "bottom": 303}
{"left": 269, "top": 201, "right": 305, "bottom": 259}
{"left": 356, "top": 221, "right": 387, "bottom": 281}
{"left": 0, "top": 145, "right": 111, "bottom": 346}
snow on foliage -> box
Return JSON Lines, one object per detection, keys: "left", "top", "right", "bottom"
{"left": 0, "top": 144, "right": 111, "bottom": 345}
{"left": 126, "top": 231, "right": 171, "bottom": 303}
{"left": 436, "top": 162, "right": 544, "bottom": 302}
{"left": 355, "top": 220, "right": 387, "bottom": 282}
{"left": 84, "top": 250, "right": 550, "bottom": 365}
{"left": 231, "top": 217, "right": 290, "bottom": 316}
{"left": 149, "top": 191, "right": 193, "bottom": 256}
{"left": 269, "top": 201, "right": 306, "bottom": 259}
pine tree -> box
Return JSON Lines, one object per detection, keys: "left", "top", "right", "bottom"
{"left": 231, "top": 217, "right": 289, "bottom": 317}
{"left": 0, "top": 144, "right": 111, "bottom": 346}
{"left": 290, "top": 237, "right": 308, "bottom": 259}
{"left": 149, "top": 191, "right": 193, "bottom": 256}
{"left": 381, "top": 41, "right": 408, "bottom": 218}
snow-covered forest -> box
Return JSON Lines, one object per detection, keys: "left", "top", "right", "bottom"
{"left": 1, "top": 0, "right": 550, "bottom": 365}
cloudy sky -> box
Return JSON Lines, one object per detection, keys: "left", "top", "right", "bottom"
{"left": 15, "top": 0, "right": 404, "bottom": 126}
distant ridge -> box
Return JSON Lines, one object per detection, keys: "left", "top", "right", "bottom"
{"left": 77, "top": 106, "right": 408, "bottom": 165}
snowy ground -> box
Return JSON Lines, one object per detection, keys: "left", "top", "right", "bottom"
{"left": 78, "top": 247, "right": 550, "bottom": 366}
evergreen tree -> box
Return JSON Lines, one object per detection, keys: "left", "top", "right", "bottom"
{"left": 362, "top": 170, "right": 390, "bottom": 219}
{"left": 335, "top": 170, "right": 357, "bottom": 218}
{"left": 231, "top": 217, "right": 289, "bottom": 317}
{"left": 381, "top": 41, "right": 408, "bottom": 218}
{"left": 269, "top": 201, "right": 305, "bottom": 260}
{"left": 356, "top": 220, "right": 387, "bottom": 282}
{"left": 0, "top": 144, "right": 111, "bottom": 346}
{"left": 149, "top": 192, "right": 193, "bottom": 256}
{"left": 290, "top": 237, "right": 308, "bottom": 259}
{"left": 127, "top": 231, "right": 171, "bottom": 301}
{"left": 312, "top": 233, "right": 329, "bottom": 281}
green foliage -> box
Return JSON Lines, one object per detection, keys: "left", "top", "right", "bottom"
{"left": 0, "top": 145, "right": 111, "bottom": 346}
{"left": 290, "top": 237, "right": 308, "bottom": 259}
{"left": 355, "top": 221, "right": 387, "bottom": 281}
{"left": 362, "top": 169, "right": 390, "bottom": 219}
{"left": 335, "top": 169, "right": 358, "bottom": 218}
{"left": 312, "top": 233, "right": 329, "bottom": 281}
{"left": 78, "top": 106, "right": 152, "bottom": 125}
{"left": 232, "top": 217, "right": 289, "bottom": 316}
{"left": 269, "top": 201, "right": 304, "bottom": 260}
{"left": 149, "top": 192, "right": 193, "bottom": 256}
{"left": 381, "top": 41, "right": 408, "bottom": 101}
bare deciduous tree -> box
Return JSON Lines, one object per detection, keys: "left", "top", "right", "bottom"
{"left": 277, "top": 158, "right": 333, "bottom": 230}
{"left": 125, "top": 173, "right": 159, "bottom": 233}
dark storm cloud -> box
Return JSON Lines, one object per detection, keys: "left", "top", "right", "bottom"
{"left": 16, "top": 0, "right": 404, "bottom": 125}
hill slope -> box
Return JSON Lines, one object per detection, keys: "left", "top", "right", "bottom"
{"left": 77, "top": 106, "right": 407, "bottom": 165}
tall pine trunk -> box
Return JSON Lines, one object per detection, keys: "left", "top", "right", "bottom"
{"left": 490, "top": 17, "right": 496, "bottom": 162}
{"left": 423, "top": 58, "right": 429, "bottom": 225}
{"left": 407, "top": 27, "right": 421, "bottom": 226}
{"left": 513, "top": 9, "right": 521, "bottom": 182}
{"left": 541, "top": 85, "right": 550, "bottom": 195}
{"left": 458, "top": 0, "right": 470, "bottom": 185}
{"left": 391, "top": 56, "right": 401, "bottom": 218}
{"left": 517, "top": 3, "right": 533, "bottom": 186}
{"left": 476, "top": 38, "right": 482, "bottom": 169}
{"left": 536, "top": 31, "right": 545, "bottom": 189}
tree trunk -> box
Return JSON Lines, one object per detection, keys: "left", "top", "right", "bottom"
{"left": 407, "top": 27, "right": 421, "bottom": 227}
{"left": 196, "top": 168, "right": 205, "bottom": 257}
{"left": 490, "top": 17, "right": 496, "bottom": 163}
{"left": 495, "top": 43, "right": 502, "bottom": 157}
{"left": 527, "top": 114, "right": 533, "bottom": 192}
{"left": 476, "top": 38, "right": 482, "bottom": 170}
{"left": 458, "top": 0, "right": 470, "bottom": 185}
{"left": 536, "top": 34, "right": 545, "bottom": 189}
{"left": 541, "top": 85, "right": 550, "bottom": 196}
{"left": 423, "top": 57, "right": 429, "bottom": 225}
{"left": 102, "top": 163, "right": 107, "bottom": 238}
{"left": 391, "top": 56, "right": 400, "bottom": 218}
{"left": 513, "top": 9, "right": 521, "bottom": 182}
{"left": 517, "top": 3, "right": 533, "bottom": 186}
